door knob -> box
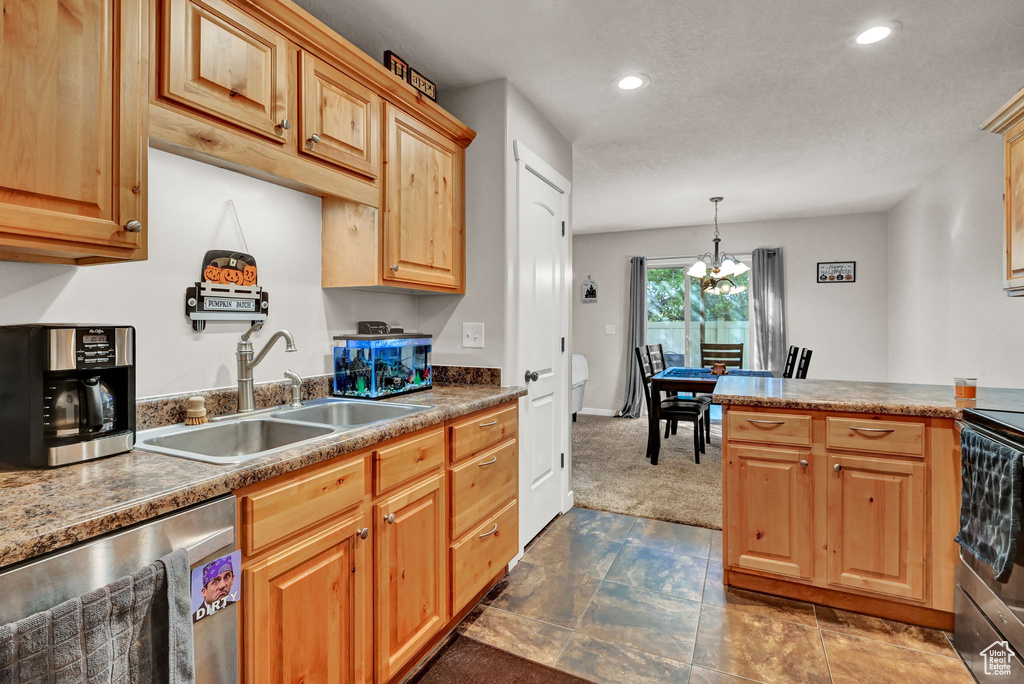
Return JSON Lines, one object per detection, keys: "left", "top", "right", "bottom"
{"left": 390, "top": 264, "right": 400, "bottom": 272}
{"left": 308, "top": 133, "right": 321, "bottom": 144}
{"left": 525, "top": 370, "right": 539, "bottom": 383}
{"left": 833, "top": 463, "right": 843, "bottom": 472}
{"left": 278, "top": 118, "right": 291, "bottom": 130}
{"left": 123, "top": 220, "right": 142, "bottom": 233}
{"left": 357, "top": 527, "right": 369, "bottom": 539}
{"left": 385, "top": 513, "right": 396, "bottom": 524}
{"left": 799, "top": 460, "right": 808, "bottom": 468}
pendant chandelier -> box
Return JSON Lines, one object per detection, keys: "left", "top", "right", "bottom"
{"left": 687, "top": 196, "right": 749, "bottom": 294}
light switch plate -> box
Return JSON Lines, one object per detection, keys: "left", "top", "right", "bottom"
{"left": 463, "top": 322, "right": 485, "bottom": 348}
{"left": 605, "top": 324, "right": 616, "bottom": 335}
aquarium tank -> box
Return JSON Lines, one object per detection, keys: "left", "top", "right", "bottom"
{"left": 332, "top": 333, "right": 432, "bottom": 399}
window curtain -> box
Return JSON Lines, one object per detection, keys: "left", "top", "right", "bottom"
{"left": 750, "top": 248, "right": 786, "bottom": 375}
{"left": 619, "top": 256, "right": 647, "bottom": 418}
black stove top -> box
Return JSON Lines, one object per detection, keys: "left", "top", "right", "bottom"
{"left": 963, "top": 408, "right": 1024, "bottom": 444}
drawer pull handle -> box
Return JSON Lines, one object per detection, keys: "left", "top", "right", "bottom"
{"left": 385, "top": 513, "right": 396, "bottom": 524}
{"left": 747, "top": 419, "right": 786, "bottom": 426}
{"left": 479, "top": 420, "right": 498, "bottom": 427}
{"left": 478, "top": 457, "right": 498, "bottom": 466}
{"left": 834, "top": 464, "right": 843, "bottom": 473}
{"left": 849, "top": 426, "right": 896, "bottom": 434}
{"left": 800, "top": 460, "right": 808, "bottom": 468}
{"left": 479, "top": 524, "right": 498, "bottom": 538}
{"left": 357, "top": 527, "right": 369, "bottom": 540}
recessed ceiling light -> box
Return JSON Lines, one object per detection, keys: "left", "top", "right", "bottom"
{"left": 852, "top": 21, "right": 900, "bottom": 46}
{"left": 617, "top": 74, "right": 649, "bottom": 91}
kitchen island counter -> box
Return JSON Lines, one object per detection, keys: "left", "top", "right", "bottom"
{"left": 713, "top": 376, "right": 1024, "bottom": 418}
{"left": 0, "top": 384, "right": 525, "bottom": 569}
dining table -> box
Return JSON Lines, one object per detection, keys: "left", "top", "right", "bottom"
{"left": 647, "top": 367, "right": 774, "bottom": 464}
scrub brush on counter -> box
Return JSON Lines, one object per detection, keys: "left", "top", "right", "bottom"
{"left": 185, "top": 396, "right": 208, "bottom": 425}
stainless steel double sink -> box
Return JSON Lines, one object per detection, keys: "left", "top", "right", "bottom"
{"left": 136, "top": 398, "right": 431, "bottom": 465}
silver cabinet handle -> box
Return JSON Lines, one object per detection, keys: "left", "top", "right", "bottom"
{"left": 357, "top": 527, "right": 369, "bottom": 540}
{"left": 849, "top": 426, "right": 896, "bottom": 434}
{"left": 390, "top": 264, "right": 400, "bottom": 272}
{"left": 834, "top": 464, "right": 843, "bottom": 472}
{"left": 385, "top": 513, "right": 396, "bottom": 524}
{"left": 478, "top": 457, "right": 497, "bottom": 466}
{"left": 309, "top": 133, "right": 321, "bottom": 144}
{"left": 747, "top": 419, "right": 785, "bottom": 425}
{"left": 799, "top": 460, "right": 808, "bottom": 468}
{"left": 479, "top": 524, "right": 498, "bottom": 538}
{"left": 279, "top": 118, "right": 291, "bottom": 130}
{"left": 479, "top": 420, "right": 498, "bottom": 427}
{"left": 123, "top": 220, "right": 142, "bottom": 233}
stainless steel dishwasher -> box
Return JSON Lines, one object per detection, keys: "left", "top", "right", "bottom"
{"left": 0, "top": 495, "right": 238, "bottom": 683}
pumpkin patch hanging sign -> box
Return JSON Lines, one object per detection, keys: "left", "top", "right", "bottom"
{"left": 185, "top": 250, "right": 270, "bottom": 332}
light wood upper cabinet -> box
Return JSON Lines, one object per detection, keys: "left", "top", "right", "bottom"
{"left": 299, "top": 52, "right": 380, "bottom": 178}
{"left": 983, "top": 89, "right": 1024, "bottom": 295}
{"left": 160, "top": 0, "right": 292, "bottom": 143}
{"left": 243, "top": 508, "right": 372, "bottom": 684}
{"left": 383, "top": 104, "right": 465, "bottom": 292}
{"left": 374, "top": 472, "right": 447, "bottom": 681}
{"left": 0, "top": 0, "right": 147, "bottom": 263}
{"left": 725, "top": 444, "right": 814, "bottom": 580}
{"left": 826, "top": 453, "right": 926, "bottom": 601}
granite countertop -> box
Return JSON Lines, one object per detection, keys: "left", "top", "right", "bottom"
{"left": 0, "top": 384, "right": 525, "bottom": 569}
{"left": 713, "top": 376, "right": 1024, "bottom": 419}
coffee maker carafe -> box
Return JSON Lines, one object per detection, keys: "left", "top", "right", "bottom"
{"left": 0, "top": 325, "right": 136, "bottom": 467}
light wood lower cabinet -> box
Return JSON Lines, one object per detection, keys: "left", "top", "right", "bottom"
{"left": 243, "top": 508, "right": 372, "bottom": 684}
{"left": 827, "top": 453, "right": 926, "bottom": 601}
{"left": 374, "top": 472, "right": 448, "bottom": 682}
{"left": 725, "top": 445, "right": 814, "bottom": 579}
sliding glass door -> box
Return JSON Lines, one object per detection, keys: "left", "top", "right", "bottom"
{"left": 647, "top": 264, "right": 750, "bottom": 368}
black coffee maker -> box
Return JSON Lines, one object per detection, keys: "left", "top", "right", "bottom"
{"left": 0, "top": 325, "right": 136, "bottom": 467}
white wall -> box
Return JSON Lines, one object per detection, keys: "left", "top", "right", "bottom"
{"left": 0, "top": 149, "right": 418, "bottom": 397}
{"left": 573, "top": 213, "right": 890, "bottom": 413}
{"left": 887, "top": 135, "right": 1020, "bottom": 387}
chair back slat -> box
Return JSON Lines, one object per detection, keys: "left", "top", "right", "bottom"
{"left": 782, "top": 345, "right": 800, "bottom": 379}
{"left": 634, "top": 346, "right": 654, "bottom": 408}
{"left": 700, "top": 343, "right": 744, "bottom": 369}
{"left": 647, "top": 343, "right": 666, "bottom": 373}
{"left": 796, "top": 348, "right": 813, "bottom": 379}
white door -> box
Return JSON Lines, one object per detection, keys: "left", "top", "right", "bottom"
{"left": 513, "top": 141, "right": 571, "bottom": 547}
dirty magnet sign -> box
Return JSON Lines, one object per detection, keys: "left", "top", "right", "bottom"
{"left": 191, "top": 550, "right": 241, "bottom": 623}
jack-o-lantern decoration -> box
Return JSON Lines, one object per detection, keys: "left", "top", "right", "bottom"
{"left": 203, "top": 263, "right": 222, "bottom": 283}
{"left": 220, "top": 267, "right": 243, "bottom": 285}
{"left": 242, "top": 264, "right": 258, "bottom": 286}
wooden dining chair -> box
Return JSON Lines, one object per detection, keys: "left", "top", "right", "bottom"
{"left": 796, "top": 348, "right": 813, "bottom": 379}
{"left": 782, "top": 345, "right": 800, "bottom": 379}
{"left": 634, "top": 346, "right": 706, "bottom": 464}
{"left": 648, "top": 343, "right": 712, "bottom": 445}
{"left": 701, "top": 343, "right": 744, "bottom": 369}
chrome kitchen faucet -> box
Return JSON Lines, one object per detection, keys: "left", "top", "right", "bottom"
{"left": 236, "top": 323, "right": 296, "bottom": 413}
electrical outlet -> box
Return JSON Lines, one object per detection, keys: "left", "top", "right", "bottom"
{"left": 463, "top": 322, "right": 485, "bottom": 348}
{"left": 605, "top": 324, "right": 616, "bottom": 335}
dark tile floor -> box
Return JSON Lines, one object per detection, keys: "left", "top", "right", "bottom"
{"left": 457, "top": 508, "right": 973, "bottom": 684}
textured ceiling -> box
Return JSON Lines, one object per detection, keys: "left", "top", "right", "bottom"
{"left": 295, "top": 0, "right": 1024, "bottom": 232}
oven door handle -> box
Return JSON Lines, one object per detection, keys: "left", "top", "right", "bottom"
{"left": 186, "top": 527, "right": 235, "bottom": 565}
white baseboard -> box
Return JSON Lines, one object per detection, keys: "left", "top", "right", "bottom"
{"left": 578, "top": 407, "right": 618, "bottom": 417}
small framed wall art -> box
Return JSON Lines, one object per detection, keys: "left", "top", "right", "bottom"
{"left": 817, "top": 261, "right": 856, "bottom": 283}
{"left": 582, "top": 276, "right": 598, "bottom": 303}
{"left": 409, "top": 68, "right": 437, "bottom": 101}
{"left": 383, "top": 51, "right": 409, "bottom": 81}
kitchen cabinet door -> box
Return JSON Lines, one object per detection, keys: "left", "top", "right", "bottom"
{"left": 725, "top": 445, "right": 814, "bottom": 580}
{"left": 1005, "top": 119, "right": 1024, "bottom": 293}
{"left": 826, "top": 453, "right": 926, "bottom": 601}
{"left": 161, "top": 0, "right": 292, "bottom": 144}
{"left": 375, "top": 472, "right": 447, "bottom": 681}
{"left": 0, "top": 0, "right": 146, "bottom": 262}
{"left": 299, "top": 52, "right": 380, "bottom": 178}
{"left": 383, "top": 104, "right": 465, "bottom": 292}
{"left": 244, "top": 508, "right": 372, "bottom": 684}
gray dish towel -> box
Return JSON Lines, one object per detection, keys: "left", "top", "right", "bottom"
{"left": 0, "top": 548, "right": 195, "bottom": 684}
{"left": 955, "top": 427, "right": 1024, "bottom": 582}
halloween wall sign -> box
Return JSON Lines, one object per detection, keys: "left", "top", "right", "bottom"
{"left": 186, "top": 250, "right": 270, "bottom": 332}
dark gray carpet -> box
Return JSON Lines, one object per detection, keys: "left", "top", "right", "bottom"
{"left": 410, "top": 635, "right": 594, "bottom": 684}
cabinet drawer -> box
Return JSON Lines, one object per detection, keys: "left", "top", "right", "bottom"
{"left": 727, "top": 411, "right": 812, "bottom": 447}
{"left": 451, "top": 440, "right": 518, "bottom": 538}
{"left": 374, "top": 427, "right": 444, "bottom": 494}
{"left": 450, "top": 403, "right": 517, "bottom": 462}
{"left": 826, "top": 417, "right": 924, "bottom": 457}
{"left": 451, "top": 499, "right": 518, "bottom": 613}
{"left": 240, "top": 455, "right": 366, "bottom": 556}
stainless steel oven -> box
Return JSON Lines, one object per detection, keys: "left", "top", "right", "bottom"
{"left": 956, "top": 409, "right": 1024, "bottom": 682}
